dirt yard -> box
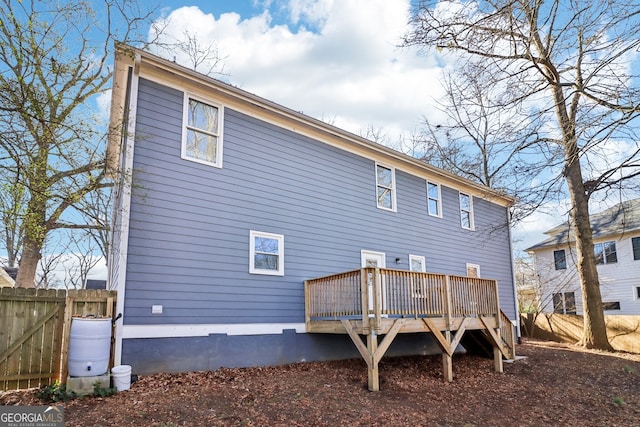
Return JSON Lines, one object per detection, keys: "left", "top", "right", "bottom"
{"left": 2, "top": 339, "right": 639, "bottom": 426}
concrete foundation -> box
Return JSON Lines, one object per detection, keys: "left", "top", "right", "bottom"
{"left": 66, "top": 373, "right": 110, "bottom": 396}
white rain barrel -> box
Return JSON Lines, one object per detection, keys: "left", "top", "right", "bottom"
{"left": 68, "top": 317, "right": 112, "bottom": 377}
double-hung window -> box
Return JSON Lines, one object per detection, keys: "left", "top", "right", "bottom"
{"left": 182, "top": 95, "right": 223, "bottom": 167}
{"left": 594, "top": 241, "right": 617, "bottom": 265}
{"left": 632, "top": 237, "right": 640, "bottom": 260}
{"left": 426, "top": 181, "right": 441, "bottom": 217}
{"left": 375, "top": 163, "right": 396, "bottom": 211}
{"left": 553, "top": 250, "right": 567, "bottom": 270}
{"left": 459, "top": 192, "right": 474, "bottom": 230}
{"left": 553, "top": 292, "right": 576, "bottom": 314}
{"left": 249, "top": 231, "right": 284, "bottom": 275}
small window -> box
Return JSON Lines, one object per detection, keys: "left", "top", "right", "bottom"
{"left": 426, "top": 182, "right": 441, "bottom": 217}
{"left": 182, "top": 95, "right": 223, "bottom": 167}
{"left": 602, "top": 301, "right": 621, "bottom": 311}
{"left": 635, "top": 286, "right": 640, "bottom": 299}
{"left": 459, "top": 192, "right": 474, "bottom": 230}
{"left": 466, "top": 263, "right": 480, "bottom": 278}
{"left": 375, "top": 163, "right": 396, "bottom": 211}
{"left": 409, "top": 255, "right": 426, "bottom": 272}
{"left": 249, "top": 231, "right": 284, "bottom": 276}
{"left": 554, "top": 250, "right": 567, "bottom": 270}
{"left": 632, "top": 237, "right": 640, "bottom": 260}
{"left": 594, "top": 241, "right": 617, "bottom": 264}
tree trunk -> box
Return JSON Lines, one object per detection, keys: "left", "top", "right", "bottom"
{"left": 549, "top": 80, "right": 612, "bottom": 350}
{"left": 561, "top": 135, "right": 612, "bottom": 351}
{"left": 15, "top": 237, "right": 42, "bottom": 288}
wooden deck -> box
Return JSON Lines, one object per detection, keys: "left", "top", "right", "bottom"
{"left": 305, "top": 268, "right": 516, "bottom": 391}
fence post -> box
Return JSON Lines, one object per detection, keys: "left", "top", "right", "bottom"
{"left": 60, "top": 292, "right": 74, "bottom": 383}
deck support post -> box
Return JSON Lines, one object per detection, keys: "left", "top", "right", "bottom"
{"left": 493, "top": 345, "right": 503, "bottom": 373}
{"left": 442, "top": 330, "right": 453, "bottom": 382}
{"left": 367, "top": 331, "right": 379, "bottom": 391}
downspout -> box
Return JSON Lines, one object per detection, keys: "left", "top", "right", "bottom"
{"left": 507, "top": 208, "right": 522, "bottom": 342}
{"left": 111, "top": 52, "right": 141, "bottom": 366}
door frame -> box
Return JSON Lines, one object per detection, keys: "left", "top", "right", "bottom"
{"left": 361, "top": 250, "right": 387, "bottom": 314}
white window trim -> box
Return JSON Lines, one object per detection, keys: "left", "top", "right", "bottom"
{"left": 466, "top": 263, "right": 481, "bottom": 278}
{"left": 360, "top": 250, "right": 386, "bottom": 268}
{"left": 594, "top": 241, "right": 617, "bottom": 265}
{"left": 426, "top": 181, "right": 442, "bottom": 218}
{"left": 634, "top": 285, "right": 640, "bottom": 300}
{"left": 249, "top": 230, "right": 284, "bottom": 276}
{"left": 181, "top": 93, "right": 224, "bottom": 168}
{"left": 409, "top": 255, "right": 426, "bottom": 272}
{"left": 375, "top": 162, "right": 397, "bottom": 212}
{"left": 459, "top": 192, "right": 475, "bottom": 230}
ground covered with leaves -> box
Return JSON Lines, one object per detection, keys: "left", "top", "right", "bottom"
{"left": 2, "top": 339, "right": 639, "bottom": 426}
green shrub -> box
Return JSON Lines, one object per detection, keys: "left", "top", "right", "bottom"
{"left": 93, "top": 381, "right": 118, "bottom": 397}
{"left": 36, "top": 381, "right": 77, "bottom": 403}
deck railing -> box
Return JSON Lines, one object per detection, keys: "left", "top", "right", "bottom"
{"left": 305, "top": 268, "right": 501, "bottom": 324}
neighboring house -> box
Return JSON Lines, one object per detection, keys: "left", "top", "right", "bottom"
{"left": 527, "top": 199, "right": 640, "bottom": 316}
{"left": 106, "top": 44, "right": 518, "bottom": 375}
{"left": 85, "top": 279, "right": 107, "bottom": 290}
{"left": 0, "top": 267, "right": 15, "bottom": 288}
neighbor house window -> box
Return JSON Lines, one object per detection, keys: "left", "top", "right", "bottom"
{"left": 552, "top": 292, "right": 576, "bottom": 314}
{"left": 594, "top": 241, "right": 617, "bottom": 265}
{"left": 375, "top": 163, "right": 396, "bottom": 211}
{"left": 554, "top": 250, "right": 567, "bottom": 270}
{"left": 602, "top": 301, "right": 621, "bottom": 311}
{"left": 182, "top": 95, "right": 223, "bottom": 167}
{"left": 409, "top": 255, "right": 426, "bottom": 272}
{"left": 249, "top": 231, "right": 284, "bottom": 275}
{"left": 632, "top": 237, "right": 640, "bottom": 260}
{"left": 635, "top": 286, "right": 640, "bottom": 299}
{"left": 426, "top": 182, "right": 441, "bottom": 217}
{"left": 459, "top": 192, "right": 474, "bottom": 230}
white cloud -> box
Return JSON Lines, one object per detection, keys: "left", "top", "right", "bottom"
{"left": 149, "top": 0, "right": 445, "bottom": 139}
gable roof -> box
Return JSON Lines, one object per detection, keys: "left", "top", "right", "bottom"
{"left": 107, "top": 44, "right": 515, "bottom": 207}
{"left": 526, "top": 198, "right": 640, "bottom": 252}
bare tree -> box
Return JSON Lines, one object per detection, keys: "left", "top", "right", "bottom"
{"left": 0, "top": 0, "right": 158, "bottom": 287}
{"left": 405, "top": 0, "right": 640, "bottom": 350}
{"left": 152, "top": 28, "right": 227, "bottom": 76}
{"left": 414, "top": 58, "right": 564, "bottom": 222}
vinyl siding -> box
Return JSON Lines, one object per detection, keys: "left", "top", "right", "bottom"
{"left": 122, "top": 77, "right": 516, "bottom": 325}
{"left": 534, "top": 233, "right": 640, "bottom": 315}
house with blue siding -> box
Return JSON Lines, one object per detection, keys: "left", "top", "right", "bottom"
{"left": 107, "top": 44, "right": 518, "bottom": 389}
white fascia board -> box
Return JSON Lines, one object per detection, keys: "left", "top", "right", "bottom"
{"left": 122, "top": 323, "right": 307, "bottom": 339}
{"left": 111, "top": 53, "right": 141, "bottom": 365}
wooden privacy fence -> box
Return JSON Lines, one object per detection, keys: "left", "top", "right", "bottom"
{"left": 0, "top": 288, "right": 117, "bottom": 391}
{"left": 520, "top": 313, "right": 640, "bottom": 354}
